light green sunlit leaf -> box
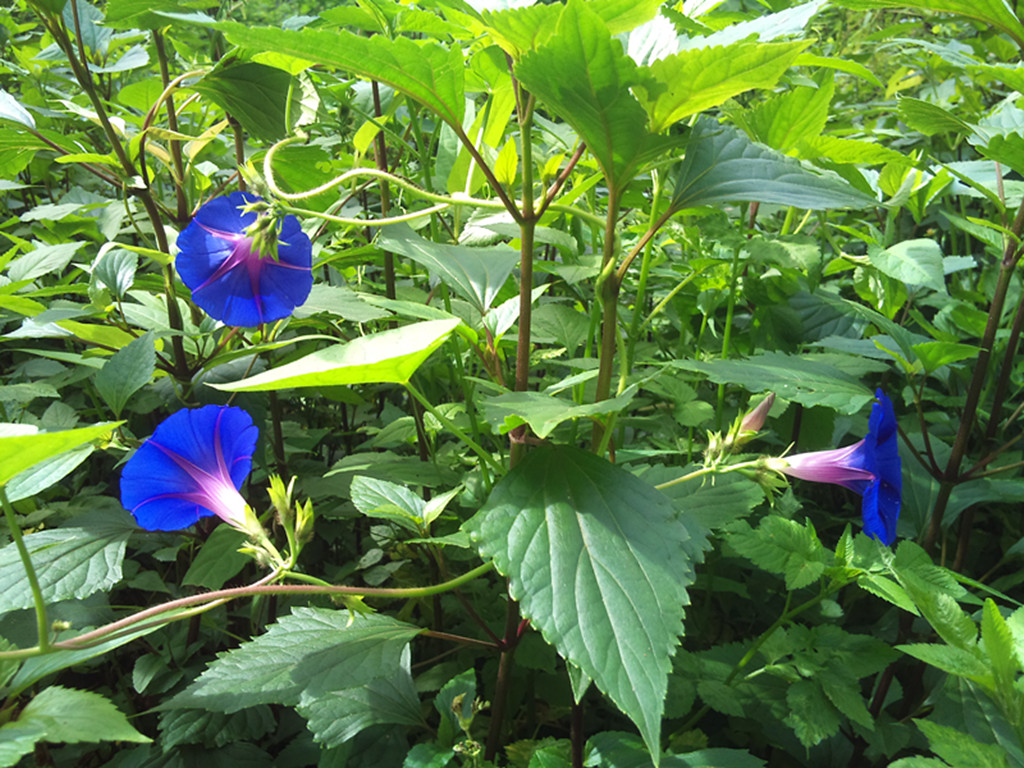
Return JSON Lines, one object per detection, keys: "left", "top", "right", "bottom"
{"left": 635, "top": 40, "right": 808, "bottom": 133}
{"left": 514, "top": 0, "right": 664, "bottom": 194}
{"left": 0, "top": 422, "right": 119, "bottom": 487}
{"left": 16, "top": 687, "right": 150, "bottom": 745}
{"left": 212, "top": 319, "right": 460, "bottom": 392}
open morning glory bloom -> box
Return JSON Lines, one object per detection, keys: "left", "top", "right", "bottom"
{"left": 778, "top": 389, "right": 901, "bottom": 545}
{"left": 176, "top": 191, "right": 312, "bottom": 327}
{"left": 121, "top": 405, "right": 258, "bottom": 531}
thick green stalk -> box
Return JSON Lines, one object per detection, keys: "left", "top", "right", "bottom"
{"left": 1, "top": 488, "right": 50, "bottom": 652}
{"left": 486, "top": 88, "right": 536, "bottom": 764}
{"left": 591, "top": 198, "right": 623, "bottom": 453}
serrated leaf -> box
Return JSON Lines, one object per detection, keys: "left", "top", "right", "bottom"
{"left": 0, "top": 720, "right": 45, "bottom": 766}
{"left": 291, "top": 284, "right": 391, "bottom": 323}
{"left": 981, "top": 600, "right": 1021, "bottom": 691}
{"left": 818, "top": 668, "right": 874, "bottom": 729}
{"left": 158, "top": 706, "right": 275, "bottom": 750}
{"left": 897, "top": 643, "right": 991, "bottom": 682}
{"left": 0, "top": 518, "right": 131, "bottom": 613}
{"left": 350, "top": 476, "right": 426, "bottom": 534}
{"left": 297, "top": 648, "right": 423, "bottom": 747}
{"left": 16, "top": 686, "right": 150, "bottom": 745}
{"left": 914, "top": 718, "right": 1011, "bottom": 768}
{"left": 730, "top": 517, "right": 830, "bottom": 590}
{"left": 92, "top": 248, "right": 138, "bottom": 300}
{"left": 202, "top": 21, "right": 465, "bottom": 128}
{"left": 173, "top": 608, "right": 422, "bottom": 712}
{"left": 669, "top": 351, "right": 874, "bottom": 415}
{"left": 899, "top": 97, "right": 974, "bottom": 136}
{"left": 739, "top": 72, "right": 835, "bottom": 151}
{"left": 94, "top": 332, "right": 155, "bottom": 417}
{"left": 784, "top": 679, "right": 841, "bottom": 747}
{"left": 5, "top": 444, "right": 94, "bottom": 503}
{"left": 911, "top": 341, "right": 979, "bottom": 373}
{"left": 378, "top": 224, "right": 518, "bottom": 315}
{"left": 464, "top": 445, "right": 707, "bottom": 759}
{"left": 669, "top": 118, "right": 876, "bottom": 211}
{"left": 858, "top": 573, "right": 918, "bottom": 615}
{"left": 514, "top": 0, "right": 663, "bottom": 193}
{"left": 6, "top": 241, "right": 85, "bottom": 283}
{"left": 212, "top": 319, "right": 460, "bottom": 391}
{"left": 585, "top": 731, "right": 767, "bottom": 767}
{"left": 635, "top": 40, "right": 808, "bottom": 133}
{"left": 697, "top": 679, "right": 745, "bottom": 717}
{"left": 660, "top": 470, "right": 764, "bottom": 530}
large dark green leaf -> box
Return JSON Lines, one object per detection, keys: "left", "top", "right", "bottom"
{"left": 191, "top": 59, "right": 294, "bottom": 141}
{"left": 669, "top": 118, "right": 877, "bottom": 211}
{"left": 514, "top": 0, "right": 663, "bottom": 194}
{"left": 173, "top": 608, "right": 423, "bottom": 713}
{"left": 669, "top": 351, "right": 875, "bottom": 414}
{"left": 378, "top": 224, "right": 518, "bottom": 314}
{"left": 0, "top": 516, "right": 132, "bottom": 613}
{"left": 464, "top": 446, "right": 707, "bottom": 759}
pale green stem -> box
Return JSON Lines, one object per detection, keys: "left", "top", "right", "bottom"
{"left": 654, "top": 459, "right": 762, "bottom": 491}
{"left": 1, "top": 487, "right": 50, "bottom": 652}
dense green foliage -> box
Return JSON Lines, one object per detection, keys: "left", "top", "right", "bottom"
{"left": 2, "top": 0, "right": 1024, "bottom": 765}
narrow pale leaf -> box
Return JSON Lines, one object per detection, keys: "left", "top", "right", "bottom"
{"left": 0, "top": 422, "right": 119, "bottom": 487}
{"left": 212, "top": 319, "right": 460, "bottom": 391}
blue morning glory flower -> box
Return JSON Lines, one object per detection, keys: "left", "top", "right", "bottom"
{"left": 779, "top": 389, "right": 901, "bottom": 545}
{"left": 176, "top": 192, "right": 313, "bottom": 327}
{"left": 121, "top": 405, "right": 258, "bottom": 531}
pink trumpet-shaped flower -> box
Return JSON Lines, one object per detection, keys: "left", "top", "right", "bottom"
{"left": 779, "top": 389, "right": 901, "bottom": 545}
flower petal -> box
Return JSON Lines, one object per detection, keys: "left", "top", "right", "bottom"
{"left": 121, "top": 405, "right": 258, "bottom": 531}
{"left": 175, "top": 192, "right": 313, "bottom": 327}
{"left": 779, "top": 389, "right": 902, "bottom": 545}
